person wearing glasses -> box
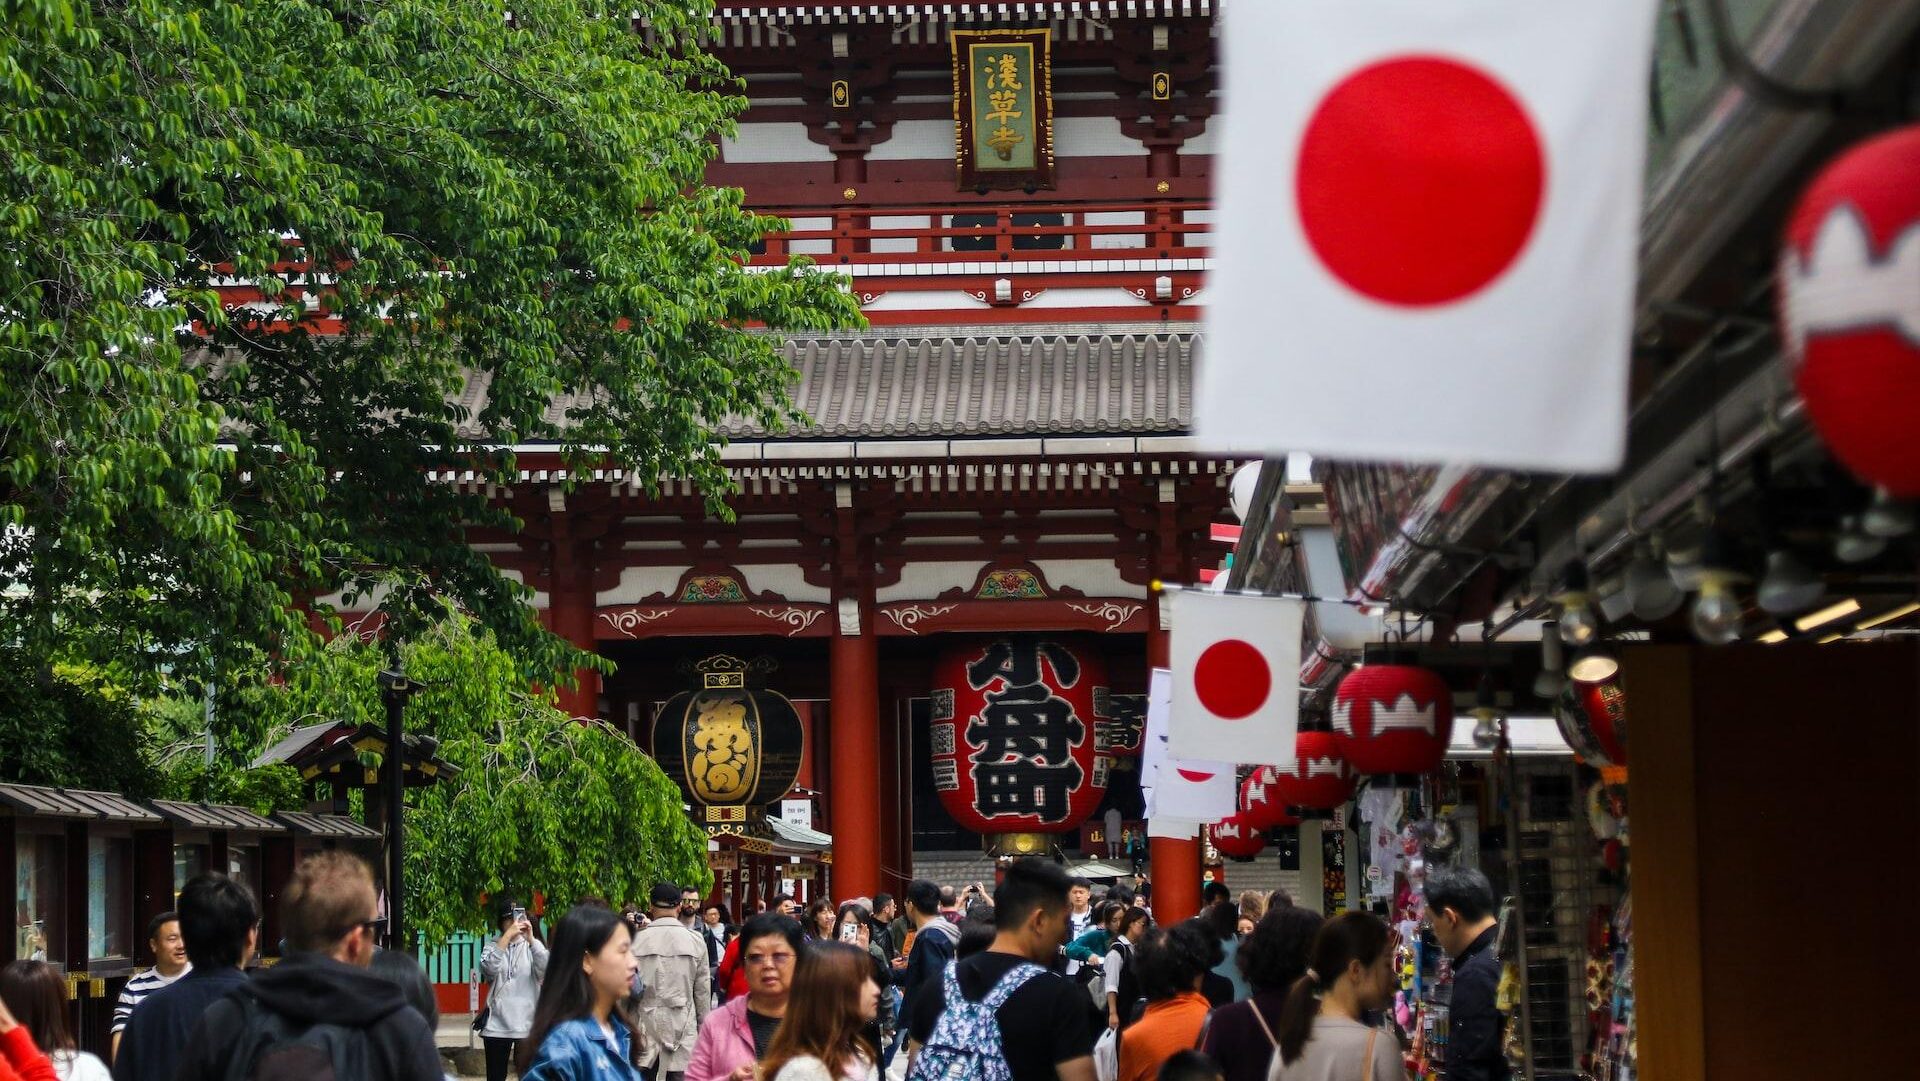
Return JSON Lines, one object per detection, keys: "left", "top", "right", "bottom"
{"left": 169, "top": 852, "right": 441, "bottom": 1081}
{"left": 480, "top": 896, "right": 551, "bottom": 1081}
{"left": 111, "top": 874, "right": 257, "bottom": 1081}
{"left": 686, "top": 914, "right": 804, "bottom": 1081}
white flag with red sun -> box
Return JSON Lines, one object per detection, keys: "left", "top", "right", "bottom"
{"left": 1142, "top": 666, "right": 1235, "bottom": 832}
{"left": 1200, "top": 0, "right": 1659, "bottom": 472}
{"left": 1169, "top": 590, "right": 1304, "bottom": 766}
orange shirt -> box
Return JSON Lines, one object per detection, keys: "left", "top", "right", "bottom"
{"left": 1117, "top": 992, "right": 1212, "bottom": 1081}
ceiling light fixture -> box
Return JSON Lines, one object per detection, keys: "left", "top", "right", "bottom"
{"left": 1793, "top": 598, "right": 1861, "bottom": 633}
{"left": 1554, "top": 562, "right": 1601, "bottom": 647}
{"left": 1756, "top": 548, "right": 1826, "bottom": 616}
{"left": 1858, "top": 601, "right": 1920, "bottom": 631}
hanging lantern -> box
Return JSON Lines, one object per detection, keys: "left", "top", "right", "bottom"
{"left": 1210, "top": 813, "right": 1267, "bottom": 861}
{"left": 1093, "top": 689, "right": 1146, "bottom": 760}
{"left": 929, "top": 636, "right": 1110, "bottom": 851}
{"left": 1779, "top": 124, "right": 1920, "bottom": 497}
{"left": 653, "top": 655, "right": 807, "bottom": 841}
{"left": 1554, "top": 678, "right": 1627, "bottom": 768}
{"left": 1239, "top": 766, "right": 1302, "bottom": 831}
{"left": 1330, "top": 664, "right": 1455, "bottom": 777}
{"left": 1269, "top": 730, "right": 1356, "bottom": 815}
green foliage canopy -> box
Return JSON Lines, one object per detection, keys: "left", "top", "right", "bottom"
{"left": 1, "top": 0, "right": 862, "bottom": 689}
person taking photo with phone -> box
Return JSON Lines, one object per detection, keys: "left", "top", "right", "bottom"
{"left": 480, "top": 897, "right": 550, "bottom": 1081}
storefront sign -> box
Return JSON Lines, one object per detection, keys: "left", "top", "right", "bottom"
{"left": 780, "top": 799, "right": 812, "bottom": 828}
{"left": 951, "top": 29, "right": 1055, "bottom": 191}
{"left": 710, "top": 849, "right": 739, "bottom": 873}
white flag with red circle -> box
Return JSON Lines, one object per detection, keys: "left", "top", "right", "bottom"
{"left": 1142, "top": 666, "right": 1236, "bottom": 827}
{"left": 1199, "top": 0, "right": 1659, "bottom": 472}
{"left": 1169, "top": 590, "right": 1304, "bottom": 766}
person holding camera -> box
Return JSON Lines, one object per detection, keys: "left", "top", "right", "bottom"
{"left": 481, "top": 897, "right": 550, "bottom": 1081}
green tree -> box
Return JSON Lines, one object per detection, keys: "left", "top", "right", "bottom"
{"left": 2, "top": 0, "right": 862, "bottom": 692}
{"left": 254, "top": 616, "right": 711, "bottom": 945}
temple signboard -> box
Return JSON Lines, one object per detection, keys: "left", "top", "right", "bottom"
{"left": 952, "top": 29, "right": 1055, "bottom": 191}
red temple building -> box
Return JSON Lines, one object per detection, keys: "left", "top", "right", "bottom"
{"left": 303, "top": 1, "right": 1234, "bottom": 918}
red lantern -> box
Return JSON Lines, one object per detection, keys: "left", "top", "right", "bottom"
{"left": 1780, "top": 124, "right": 1920, "bottom": 496}
{"left": 1269, "top": 730, "right": 1356, "bottom": 813}
{"left": 929, "top": 637, "right": 1109, "bottom": 840}
{"left": 1239, "top": 767, "right": 1302, "bottom": 831}
{"left": 1211, "top": 813, "right": 1266, "bottom": 861}
{"left": 1556, "top": 679, "right": 1627, "bottom": 767}
{"left": 1331, "top": 664, "right": 1455, "bottom": 776}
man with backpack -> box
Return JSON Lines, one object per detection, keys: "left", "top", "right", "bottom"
{"left": 906, "top": 860, "right": 1096, "bottom": 1081}
{"left": 170, "top": 851, "right": 441, "bottom": 1081}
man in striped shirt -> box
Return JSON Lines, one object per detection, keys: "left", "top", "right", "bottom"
{"left": 110, "top": 912, "right": 191, "bottom": 1063}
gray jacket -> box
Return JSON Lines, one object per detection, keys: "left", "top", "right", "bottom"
{"left": 631, "top": 917, "right": 713, "bottom": 1070}
{"left": 480, "top": 934, "right": 550, "bottom": 1039}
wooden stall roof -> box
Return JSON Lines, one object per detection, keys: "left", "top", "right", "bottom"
{"left": 0, "top": 783, "right": 161, "bottom": 824}
{"left": 253, "top": 721, "right": 461, "bottom": 786}
{"left": 148, "top": 800, "right": 287, "bottom": 834}
{"left": 270, "top": 810, "right": 382, "bottom": 839}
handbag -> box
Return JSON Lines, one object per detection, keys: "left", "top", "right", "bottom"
{"left": 1092, "top": 1025, "right": 1119, "bottom": 1081}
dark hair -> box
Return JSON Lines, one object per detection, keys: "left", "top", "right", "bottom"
{"left": 1276, "top": 913, "right": 1393, "bottom": 1065}
{"left": 771, "top": 893, "right": 794, "bottom": 908}
{"left": 1199, "top": 900, "right": 1239, "bottom": 942}
{"left": 1157, "top": 1049, "right": 1225, "bottom": 1081}
{"left": 835, "top": 903, "right": 869, "bottom": 939}
{"left": 177, "top": 872, "right": 259, "bottom": 969}
{"left": 738, "top": 912, "right": 806, "bottom": 958}
{"left": 1238, "top": 905, "right": 1324, "bottom": 993}
{"left": 802, "top": 899, "right": 836, "bottom": 937}
{"left": 872, "top": 892, "right": 895, "bottom": 914}
{"left": 1069, "top": 877, "right": 1092, "bottom": 891}
{"left": 146, "top": 910, "right": 179, "bottom": 942}
{"left": 762, "top": 942, "right": 879, "bottom": 1081}
{"left": 956, "top": 919, "right": 998, "bottom": 960}
{"left": 1096, "top": 901, "right": 1125, "bottom": 932}
{"left": 1424, "top": 866, "right": 1496, "bottom": 923}
{"left": 1134, "top": 921, "right": 1214, "bottom": 1001}
{"left": 992, "top": 858, "right": 1070, "bottom": 928}
{"left": 1118, "top": 905, "right": 1151, "bottom": 939}
{"left": 963, "top": 900, "right": 995, "bottom": 928}
{"left": 370, "top": 947, "right": 439, "bottom": 1030}
{"left": 1202, "top": 880, "right": 1232, "bottom": 906}
{"left": 520, "top": 905, "right": 634, "bottom": 1072}
{"left": 0, "top": 960, "right": 72, "bottom": 1053}
{"left": 905, "top": 879, "right": 942, "bottom": 917}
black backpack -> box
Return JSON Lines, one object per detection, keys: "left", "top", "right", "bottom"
{"left": 220, "top": 991, "right": 371, "bottom": 1081}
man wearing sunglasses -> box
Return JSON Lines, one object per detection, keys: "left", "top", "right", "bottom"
{"left": 172, "top": 851, "right": 442, "bottom": 1081}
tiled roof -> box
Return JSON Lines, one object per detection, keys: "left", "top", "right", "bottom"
{"left": 453, "top": 329, "right": 1196, "bottom": 442}
{"left": 272, "top": 811, "right": 382, "bottom": 839}
{"left": 0, "top": 784, "right": 160, "bottom": 823}
{"left": 149, "top": 800, "right": 286, "bottom": 833}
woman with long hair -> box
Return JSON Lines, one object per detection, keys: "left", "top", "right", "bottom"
{"left": 1203, "top": 906, "right": 1324, "bottom": 1081}
{"left": 801, "top": 900, "right": 836, "bottom": 944}
{"left": 519, "top": 905, "right": 645, "bottom": 1081}
{"left": 1103, "top": 905, "right": 1151, "bottom": 1031}
{"left": 0, "top": 962, "right": 102, "bottom": 1080}
{"left": 761, "top": 942, "right": 881, "bottom": 1081}
{"left": 1266, "top": 913, "right": 1407, "bottom": 1081}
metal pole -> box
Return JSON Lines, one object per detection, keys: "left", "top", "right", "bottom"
{"left": 379, "top": 667, "right": 414, "bottom": 952}
{"left": 1499, "top": 725, "right": 1537, "bottom": 1081}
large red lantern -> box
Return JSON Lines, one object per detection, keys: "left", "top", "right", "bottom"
{"left": 1331, "top": 664, "right": 1454, "bottom": 776}
{"left": 1780, "top": 124, "right": 1920, "bottom": 496}
{"left": 1239, "top": 766, "right": 1302, "bottom": 831}
{"left": 1210, "top": 813, "right": 1266, "bottom": 861}
{"left": 929, "top": 637, "right": 1109, "bottom": 846}
{"left": 1556, "top": 679, "right": 1627, "bottom": 768}
{"left": 1269, "top": 730, "right": 1356, "bottom": 813}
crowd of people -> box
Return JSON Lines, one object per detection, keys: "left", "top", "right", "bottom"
{"left": 0, "top": 857, "right": 1508, "bottom": 1081}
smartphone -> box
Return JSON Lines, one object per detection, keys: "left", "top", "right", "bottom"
{"left": 839, "top": 922, "right": 860, "bottom": 943}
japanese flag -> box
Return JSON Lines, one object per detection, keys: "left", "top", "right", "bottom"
{"left": 1200, "top": 0, "right": 1659, "bottom": 472}
{"left": 1169, "top": 590, "right": 1304, "bottom": 766}
{"left": 1143, "top": 667, "right": 1237, "bottom": 825}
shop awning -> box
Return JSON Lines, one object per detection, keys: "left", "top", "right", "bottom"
{"left": 1063, "top": 859, "right": 1135, "bottom": 881}
{"left": 149, "top": 800, "right": 287, "bottom": 834}
{"left": 272, "top": 810, "right": 382, "bottom": 839}
{"left": 767, "top": 816, "right": 832, "bottom": 851}
{"left": 0, "top": 784, "right": 161, "bottom": 823}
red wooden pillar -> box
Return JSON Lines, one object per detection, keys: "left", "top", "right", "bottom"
{"left": 547, "top": 519, "right": 600, "bottom": 719}
{"left": 1146, "top": 577, "right": 1202, "bottom": 923}
{"left": 829, "top": 588, "right": 883, "bottom": 900}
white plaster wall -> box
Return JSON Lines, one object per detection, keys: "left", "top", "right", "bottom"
{"left": 1033, "top": 558, "right": 1141, "bottom": 598}
{"left": 721, "top": 122, "right": 835, "bottom": 164}
{"left": 867, "top": 120, "right": 955, "bottom": 161}
{"left": 877, "top": 560, "right": 985, "bottom": 604}
{"left": 1057, "top": 116, "right": 1148, "bottom": 157}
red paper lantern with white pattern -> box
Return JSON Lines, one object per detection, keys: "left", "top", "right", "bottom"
{"left": 1779, "top": 124, "right": 1920, "bottom": 496}
{"left": 1331, "top": 664, "right": 1455, "bottom": 776}
{"left": 1555, "top": 678, "right": 1627, "bottom": 768}
{"left": 1269, "top": 730, "right": 1357, "bottom": 812}
{"left": 1210, "top": 813, "right": 1267, "bottom": 861}
{"left": 1239, "top": 766, "right": 1303, "bottom": 831}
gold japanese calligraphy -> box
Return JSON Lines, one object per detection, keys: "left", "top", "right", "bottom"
{"left": 951, "top": 30, "right": 1055, "bottom": 190}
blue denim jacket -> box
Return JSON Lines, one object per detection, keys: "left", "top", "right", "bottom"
{"left": 522, "top": 1016, "right": 647, "bottom": 1081}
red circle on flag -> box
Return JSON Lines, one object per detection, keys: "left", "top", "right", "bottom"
{"left": 1296, "top": 55, "right": 1546, "bottom": 307}
{"left": 1176, "top": 768, "right": 1218, "bottom": 783}
{"left": 1194, "top": 639, "right": 1271, "bottom": 719}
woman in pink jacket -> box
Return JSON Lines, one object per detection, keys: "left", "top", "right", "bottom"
{"left": 688, "top": 914, "right": 802, "bottom": 1081}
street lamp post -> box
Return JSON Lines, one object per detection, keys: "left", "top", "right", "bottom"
{"left": 377, "top": 666, "right": 420, "bottom": 952}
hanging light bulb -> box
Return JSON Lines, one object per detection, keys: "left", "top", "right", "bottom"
{"left": 1532, "top": 622, "right": 1567, "bottom": 699}
{"left": 1568, "top": 645, "right": 1620, "bottom": 684}
{"left": 1756, "top": 548, "right": 1825, "bottom": 616}
{"left": 1554, "top": 562, "right": 1601, "bottom": 647}
{"left": 1834, "top": 515, "right": 1887, "bottom": 564}
{"left": 1690, "top": 578, "right": 1745, "bottom": 644}
{"left": 1862, "top": 488, "right": 1917, "bottom": 539}
{"left": 1624, "top": 540, "right": 1684, "bottom": 621}
{"left": 1469, "top": 673, "right": 1503, "bottom": 749}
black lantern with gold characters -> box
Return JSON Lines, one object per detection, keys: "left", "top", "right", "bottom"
{"left": 652, "top": 655, "right": 806, "bottom": 843}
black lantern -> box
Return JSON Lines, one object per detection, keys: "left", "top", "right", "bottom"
{"left": 652, "top": 656, "right": 806, "bottom": 839}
